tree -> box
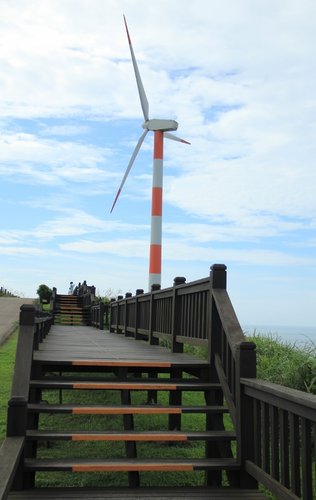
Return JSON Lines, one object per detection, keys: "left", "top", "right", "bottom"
{"left": 37, "top": 284, "right": 52, "bottom": 303}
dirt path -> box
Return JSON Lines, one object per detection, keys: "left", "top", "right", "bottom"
{"left": 0, "top": 297, "right": 35, "bottom": 345}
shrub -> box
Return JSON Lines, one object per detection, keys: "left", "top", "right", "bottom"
{"left": 36, "top": 284, "right": 52, "bottom": 303}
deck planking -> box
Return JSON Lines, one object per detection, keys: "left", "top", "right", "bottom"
{"left": 34, "top": 325, "right": 208, "bottom": 367}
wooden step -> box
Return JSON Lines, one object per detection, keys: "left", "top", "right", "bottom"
{"left": 26, "top": 430, "right": 236, "bottom": 442}
{"left": 27, "top": 403, "right": 229, "bottom": 415}
{"left": 54, "top": 314, "right": 86, "bottom": 318}
{"left": 53, "top": 322, "right": 87, "bottom": 326}
{"left": 32, "top": 358, "right": 209, "bottom": 369}
{"left": 56, "top": 304, "right": 82, "bottom": 311}
{"left": 7, "top": 487, "right": 268, "bottom": 499}
{"left": 55, "top": 311, "right": 85, "bottom": 316}
{"left": 24, "top": 458, "right": 239, "bottom": 472}
{"left": 29, "top": 379, "right": 220, "bottom": 391}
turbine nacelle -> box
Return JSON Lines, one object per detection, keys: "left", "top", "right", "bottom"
{"left": 142, "top": 119, "right": 178, "bottom": 132}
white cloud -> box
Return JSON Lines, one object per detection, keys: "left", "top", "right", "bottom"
{"left": 60, "top": 238, "right": 148, "bottom": 258}
{"left": 40, "top": 124, "right": 90, "bottom": 136}
{"left": 59, "top": 236, "right": 316, "bottom": 269}
{"left": 0, "top": 246, "right": 45, "bottom": 256}
{"left": 0, "top": 131, "right": 115, "bottom": 184}
{"left": 1, "top": 0, "right": 316, "bottom": 326}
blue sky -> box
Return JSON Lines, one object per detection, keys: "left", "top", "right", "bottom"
{"left": 1, "top": 0, "right": 316, "bottom": 332}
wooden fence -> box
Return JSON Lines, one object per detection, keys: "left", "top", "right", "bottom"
{"left": 108, "top": 263, "right": 316, "bottom": 499}
{"left": 241, "top": 378, "right": 316, "bottom": 499}
{"left": 3, "top": 306, "right": 52, "bottom": 494}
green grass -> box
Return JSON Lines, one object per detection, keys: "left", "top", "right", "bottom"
{"left": 0, "top": 328, "right": 17, "bottom": 441}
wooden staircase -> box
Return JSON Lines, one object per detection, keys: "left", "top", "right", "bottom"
{"left": 7, "top": 338, "right": 265, "bottom": 497}
{"left": 26, "top": 362, "right": 236, "bottom": 483}
{"left": 53, "top": 294, "right": 90, "bottom": 326}
{"left": 3, "top": 268, "right": 314, "bottom": 499}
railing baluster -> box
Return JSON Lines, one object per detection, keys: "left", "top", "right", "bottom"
{"left": 262, "top": 402, "right": 270, "bottom": 474}
{"left": 253, "top": 399, "right": 262, "bottom": 467}
{"left": 280, "top": 409, "right": 290, "bottom": 489}
{"left": 289, "top": 413, "right": 301, "bottom": 496}
{"left": 270, "top": 406, "right": 279, "bottom": 481}
{"left": 301, "top": 417, "right": 312, "bottom": 500}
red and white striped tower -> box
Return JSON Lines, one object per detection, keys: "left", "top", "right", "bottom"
{"left": 149, "top": 131, "right": 164, "bottom": 289}
{"left": 111, "top": 17, "right": 190, "bottom": 291}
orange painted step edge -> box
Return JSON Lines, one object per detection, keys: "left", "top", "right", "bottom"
{"left": 72, "top": 407, "right": 182, "bottom": 415}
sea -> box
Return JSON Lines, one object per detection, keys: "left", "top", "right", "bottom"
{"left": 241, "top": 324, "right": 316, "bottom": 347}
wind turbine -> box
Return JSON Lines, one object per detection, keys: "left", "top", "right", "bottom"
{"left": 111, "top": 16, "right": 190, "bottom": 290}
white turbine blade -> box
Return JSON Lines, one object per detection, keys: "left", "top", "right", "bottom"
{"left": 124, "top": 15, "right": 149, "bottom": 122}
{"left": 164, "top": 132, "right": 191, "bottom": 145}
{"left": 110, "top": 129, "right": 148, "bottom": 213}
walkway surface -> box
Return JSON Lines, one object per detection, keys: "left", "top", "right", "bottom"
{"left": 0, "top": 297, "right": 34, "bottom": 345}
{"left": 34, "top": 324, "right": 208, "bottom": 367}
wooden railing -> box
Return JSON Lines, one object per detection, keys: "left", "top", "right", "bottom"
{"left": 2, "top": 305, "right": 52, "bottom": 494}
{"left": 109, "top": 264, "right": 256, "bottom": 390}
{"left": 108, "top": 263, "right": 316, "bottom": 498}
{"left": 240, "top": 378, "right": 316, "bottom": 499}
{"left": 109, "top": 270, "right": 217, "bottom": 352}
{"left": 91, "top": 302, "right": 108, "bottom": 330}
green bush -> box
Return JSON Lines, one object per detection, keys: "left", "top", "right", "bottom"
{"left": 36, "top": 284, "right": 52, "bottom": 303}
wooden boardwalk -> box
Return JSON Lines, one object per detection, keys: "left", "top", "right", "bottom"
{"left": 34, "top": 325, "right": 209, "bottom": 367}
{"left": 5, "top": 271, "right": 313, "bottom": 498}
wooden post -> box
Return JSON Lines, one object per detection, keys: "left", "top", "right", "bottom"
{"left": 109, "top": 298, "right": 116, "bottom": 332}
{"left": 206, "top": 265, "right": 231, "bottom": 486}
{"left": 134, "top": 289, "right": 144, "bottom": 340}
{"left": 236, "top": 342, "right": 257, "bottom": 488}
{"left": 116, "top": 296, "right": 123, "bottom": 334}
{"left": 98, "top": 302, "right": 105, "bottom": 330}
{"left": 119, "top": 366, "right": 140, "bottom": 488}
{"left": 149, "top": 284, "right": 160, "bottom": 345}
{"left": 208, "top": 264, "right": 227, "bottom": 365}
{"left": 50, "top": 287, "right": 56, "bottom": 323}
{"left": 146, "top": 284, "right": 161, "bottom": 404}
{"left": 171, "top": 277, "right": 186, "bottom": 353}
{"left": 210, "top": 263, "right": 227, "bottom": 289}
{"left": 168, "top": 277, "right": 185, "bottom": 431}
{"left": 9, "top": 305, "right": 36, "bottom": 403}
{"left": 124, "top": 293, "right": 132, "bottom": 335}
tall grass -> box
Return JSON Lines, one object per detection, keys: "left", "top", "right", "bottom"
{"left": 246, "top": 332, "right": 316, "bottom": 394}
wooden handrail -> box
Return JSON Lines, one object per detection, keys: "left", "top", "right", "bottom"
{"left": 242, "top": 378, "right": 316, "bottom": 417}
{"left": 7, "top": 304, "right": 52, "bottom": 436}
{"left": 0, "top": 437, "right": 25, "bottom": 500}
{"left": 240, "top": 378, "right": 316, "bottom": 499}
{"left": 212, "top": 288, "right": 246, "bottom": 355}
